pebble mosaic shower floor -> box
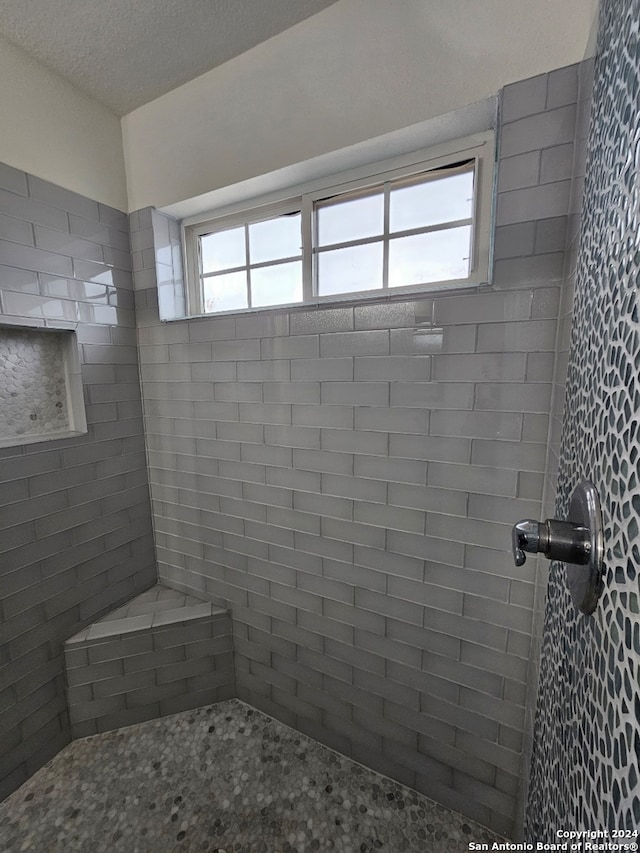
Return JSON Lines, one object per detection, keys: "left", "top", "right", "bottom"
{"left": 0, "top": 699, "right": 503, "bottom": 852}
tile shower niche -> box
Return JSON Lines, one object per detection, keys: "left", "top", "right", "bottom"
{"left": 0, "top": 326, "right": 87, "bottom": 448}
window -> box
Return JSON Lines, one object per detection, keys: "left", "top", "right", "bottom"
{"left": 183, "top": 134, "right": 493, "bottom": 316}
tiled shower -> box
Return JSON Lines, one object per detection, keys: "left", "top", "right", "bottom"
{"left": 1, "top": 0, "right": 638, "bottom": 842}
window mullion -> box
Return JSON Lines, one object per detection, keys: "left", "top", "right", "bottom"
{"left": 244, "top": 223, "right": 252, "bottom": 308}
{"left": 383, "top": 181, "right": 390, "bottom": 290}
{"left": 302, "top": 194, "right": 314, "bottom": 299}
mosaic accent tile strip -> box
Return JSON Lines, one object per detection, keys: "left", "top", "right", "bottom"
{"left": 525, "top": 0, "right": 640, "bottom": 837}
{"left": 0, "top": 327, "right": 69, "bottom": 441}
{"left": 0, "top": 699, "right": 503, "bottom": 852}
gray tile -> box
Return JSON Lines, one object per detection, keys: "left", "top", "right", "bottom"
{"left": 354, "top": 356, "right": 431, "bottom": 382}
{"left": 290, "top": 307, "right": 353, "bottom": 335}
{"left": 389, "top": 381, "right": 474, "bottom": 410}
{"left": 0, "top": 240, "right": 73, "bottom": 277}
{"left": 354, "top": 301, "right": 418, "bottom": 329}
{"left": 496, "top": 181, "right": 571, "bottom": 226}
{"left": 499, "top": 104, "right": 577, "bottom": 158}
{"left": 321, "top": 382, "right": 389, "bottom": 406}
{"left": 320, "top": 330, "right": 389, "bottom": 357}
{"left": 28, "top": 176, "right": 100, "bottom": 220}
{"left": 476, "top": 319, "right": 556, "bottom": 353}
{"left": 260, "top": 335, "right": 318, "bottom": 360}
{"left": 432, "top": 353, "right": 527, "bottom": 383}
{"left": 0, "top": 213, "right": 34, "bottom": 246}
{"left": 0, "top": 163, "right": 28, "bottom": 195}
{"left": 353, "top": 454, "right": 425, "bottom": 486}
{"left": 546, "top": 63, "right": 579, "bottom": 109}
{"left": 501, "top": 73, "right": 547, "bottom": 122}
{"left": 496, "top": 151, "right": 540, "bottom": 193}
{"left": 492, "top": 222, "right": 535, "bottom": 260}
{"left": 321, "top": 428, "right": 387, "bottom": 456}
{"left": 432, "top": 290, "right": 533, "bottom": 325}
{"left": 291, "top": 358, "right": 353, "bottom": 381}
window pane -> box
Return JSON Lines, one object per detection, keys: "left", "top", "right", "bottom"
{"left": 389, "top": 170, "right": 474, "bottom": 233}
{"left": 203, "top": 270, "right": 248, "bottom": 313}
{"left": 317, "top": 191, "right": 384, "bottom": 247}
{"left": 249, "top": 214, "right": 301, "bottom": 264}
{"left": 317, "top": 243, "right": 383, "bottom": 295}
{"left": 251, "top": 261, "right": 302, "bottom": 308}
{"left": 201, "top": 227, "right": 245, "bottom": 273}
{"left": 389, "top": 226, "right": 471, "bottom": 287}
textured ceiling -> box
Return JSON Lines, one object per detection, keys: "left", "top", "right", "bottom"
{"left": 0, "top": 0, "right": 341, "bottom": 115}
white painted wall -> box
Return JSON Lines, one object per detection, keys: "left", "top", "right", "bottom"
{"left": 0, "top": 36, "right": 127, "bottom": 210}
{"left": 122, "top": 0, "right": 599, "bottom": 212}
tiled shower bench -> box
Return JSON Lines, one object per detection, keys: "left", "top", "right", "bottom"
{"left": 63, "top": 585, "right": 235, "bottom": 738}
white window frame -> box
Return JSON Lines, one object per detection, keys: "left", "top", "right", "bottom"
{"left": 182, "top": 131, "right": 494, "bottom": 317}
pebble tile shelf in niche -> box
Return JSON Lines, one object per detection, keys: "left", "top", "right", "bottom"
{"left": 0, "top": 326, "right": 86, "bottom": 448}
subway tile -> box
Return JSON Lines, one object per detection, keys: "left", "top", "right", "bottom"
{"left": 34, "top": 226, "right": 104, "bottom": 263}
{"left": 492, "top": 222, "right": 535, "bottom": 260}
{"left": 471, "top": 439, "right": 547, "bottom": 472}
{"left": 432, "top": 353, "right": 527, "bottom": 383}
{"left": 540, "top": 143, "right": 575, "bottom": 184}
{"left": 239, "top": 402, "right": 291, "bottom": 425}
{"left": 499, "top": 104, "right": 576, "bottom": 158}
{"left": 428, "top": 462, "right": 518, "bottom": 497}
{"left": 0, "top": 212, "right": 34, "bottom": 246}
{"left": 354, "top": 544, "right": 424, "bottom": 581}
{"left": 546, "top": 63, "right": 579, "bottom": 109}
{"left": 28, "top": 176, "right": 100, "bottom": 220}
{"left": 496, "top": 181, "right": 571, "bottom": 227}
{"left": 321, "top": 382, "right": 388, "bottom": 406}
{"left": 493, "top": 252, "right": 565, "bottom": 288}
{"left": 289, "top": 307, "right": 353, "bottom": 335}
{"left": 354, "top": 301, "right": 418, "bottom": 329}
{"left": 321, "top": 428, "right": 387, "bottom": 456}
{"left": 387, "top": 483, "right": 467, "bottom": 516}
{"left": 0, "top": 240, "right": 73, "bottom": 277}
{"left": 322, "top": 472, "right": 387, "bottom": 503}
{"left": 389, "top": 381, "right": 474, "bottom": 410}
{"left": 291, "top": 358, "right": 353, "bottom": 381}
{"left": 293, "top": 448, "right": 352, "bottom": 475}
{"left": 234, "top": 313, "right": 289, "bottom": 339}
{"left": 265, "top": 424, "right": 320, "bottom": 449}
{"left": 243, "top": 443, "right": 291, "bottom": 468}
{"left": 354, "top": 406, "right": 429, "bottom": 435}
{"left": 0, "top": 264, "right": 39, "bottom": 293}
{"left": 387, "top": 529, "right": 464, "bottom": 567}
{"left": 474, "top": 382, "right": 552, "bottom": 413}
{"left": 237, "top": 360, "right": 290, "bottom": 381}
{"left": 433, "top": 290, "right": 533, "bottom": 325}
{"left": 260, "top": 335, "right": 318, "bottom": 359}
{"left": 293, "top": 405, "right": 353, "bottom": 430}
{"left": 534, "top": 217, "right": 567, "bottom": 254}
{"left": 263, "top": 381, "right": 320, "bottom": 404}
{"left": 354, "top": 356, "right": 431, "bottom": 382}
{"left": 496, "top": 152, "right": 540, "bottom": 193}
{"left": 526, "top": 352, "right": 555, "bottom": 381}
{"left": 354, "top": 500, "right": 425, "bottom": 534}
{"left": 430, "top": 410, "right": 522, "bottom": 440}
{"left": 388, "top": 434, "right": 471, "bottom": 464}
{"left": 354, "top": 454, "right": 425, "bottom": 486}
{"left": 0, "top": 163, "right": 28, "bottom": 195}
{"left": 501, "top": 74, "right": 547, "bottom": 122}
{"left": 98, "top": 204, "right": 128, "bottom": 232}
{"left": 320, "top": 330, "right": 389, "bottom": 357}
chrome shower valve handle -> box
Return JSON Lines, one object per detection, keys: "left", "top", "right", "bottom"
{"left": 510, "top": 481, "right": 604, "bottom": 614}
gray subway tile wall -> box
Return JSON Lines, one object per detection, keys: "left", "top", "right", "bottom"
{"left": 519, "top": 56, "right": 594, "bottom": 829}
{"left": 0, "top": 172, "right": 156, "bottom": 799}
{"left": 129, "top": 63, "right": 584, "bottom": 838}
